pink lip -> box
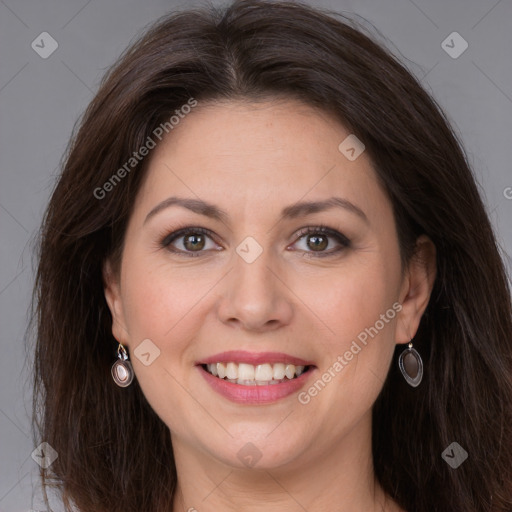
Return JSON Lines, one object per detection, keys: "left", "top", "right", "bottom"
{"left": 197, "top": 350, "right": 315, "bottom": 366}
{"left": 198, "top": 364, "right": 316, "bottom": 404}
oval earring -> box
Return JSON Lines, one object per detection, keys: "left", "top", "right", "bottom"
{"left": 111, "top": 343, "right": 134, "bottom": 387}
{"left": 398, "top": 340, "right": 423, "bottom": 387}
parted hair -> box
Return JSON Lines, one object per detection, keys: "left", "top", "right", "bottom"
{"left": 29, "top": 1, "right": 512, "bottom": 511}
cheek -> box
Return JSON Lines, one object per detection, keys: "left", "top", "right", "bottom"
{"left": 298, "top": 252, "right": 401, "bottom": 406}
{"left": 117, "top": 252, "right": 205, "bottom": 428}
{"left": 120, "top": 244, "right": 210, "bottom": 340}
{"left": 121, "top": 263, "right": 172, "bottom": 339}
{"left": 298, "top": 258, "right": 399, "bottom": 347}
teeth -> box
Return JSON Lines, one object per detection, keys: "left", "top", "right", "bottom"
{"left": 255, "top": 363, "right": 273, "bottom": 381}
{"left": 226, "top": 362, "right": 238, "bottom": 379}
{"left": 284, "top": 364, "right": 296, "bottom": 379}
{"left": 216, "top": 363, "right": 225, "bottom": 379}
{"left": 237, "top": 378, "right": 257, "bottom": 385}
{"left": 204, "top": 361, "right": 308, "bottom": 383}
{"left": 273, "top": 363, "right": 285, "bottom": 380}
{"left": 238, "top": 363, "right": 255, "bottom": 380}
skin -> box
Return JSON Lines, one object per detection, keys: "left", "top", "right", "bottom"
{"left": 104, "top": 99, "right": 436, "bottom": 512}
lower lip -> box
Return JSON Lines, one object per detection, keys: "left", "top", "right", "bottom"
{"left": 198, "top": 365, "right": 315, "bottom": 404}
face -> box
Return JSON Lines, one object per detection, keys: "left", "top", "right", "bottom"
{"left": 104, "top": 99, "right": 434, "bottom": 472}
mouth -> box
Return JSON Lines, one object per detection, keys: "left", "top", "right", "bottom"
{"left": 200, "top": 362, "right": 314, "bottom": 385}
{"left": 196, "top": 351, "right": 317, "bottom": 404}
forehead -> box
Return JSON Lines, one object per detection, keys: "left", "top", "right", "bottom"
{"left": 133, "top": 99, "right": 389, "bottom": 225}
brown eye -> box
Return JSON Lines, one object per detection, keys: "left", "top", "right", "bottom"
{"left": 306, "top": 233, "right": 328, "bottom": 251}
{"left": 161, "top": 227, "right": 219, "bottom": 257}
{"left": 291, "top": 226, "right": 351, "bottom": 258}
{"left": 182, "top": 233, "right": 206, "bottom": 251}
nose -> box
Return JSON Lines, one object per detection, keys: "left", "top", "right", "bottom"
{"left": 216, "top": 247, "right": 294, "bottom": 333}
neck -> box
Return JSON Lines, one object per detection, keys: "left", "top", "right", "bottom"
{"left": 170, "top": 411, "right": 401, "bottom": 512}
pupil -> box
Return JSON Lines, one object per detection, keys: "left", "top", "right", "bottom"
{"left": 308, "top": 234, "right": 327, "bottom": 251}
{"left": 184, "top": 234, "right": 205, "bottom": 251}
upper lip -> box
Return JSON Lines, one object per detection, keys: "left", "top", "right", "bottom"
{"left": 197, "top": 350, "right": 315, "bottom": 367}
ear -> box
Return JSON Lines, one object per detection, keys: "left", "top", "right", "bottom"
{"left": 396, "top": 235, "right": 437, "bottom": 344}
{"left": 103, "top": 258, "right": 130, "bottom": 346}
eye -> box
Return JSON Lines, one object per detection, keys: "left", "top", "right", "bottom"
{"left": 290, "top": 225, "right": 351, "bottom": 258}
{"left": 160, "top": 227, "right": 221, "bottom": 257}
{"left": 159, "top": 224, "right": 350, "bottom": 258}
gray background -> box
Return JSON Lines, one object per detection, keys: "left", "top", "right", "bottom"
{"left": 1, "top": 0, "right": 511, "bottom": 510}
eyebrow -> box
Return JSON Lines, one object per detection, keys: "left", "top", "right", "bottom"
{"left": 143, "top": 195, "right": 368, "bottom": 225}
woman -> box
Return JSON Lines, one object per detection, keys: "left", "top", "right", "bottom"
{"left": 30, "top": 1, "right": 512, "bottom": 511}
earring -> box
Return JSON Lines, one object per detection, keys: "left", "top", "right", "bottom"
{"left": 398, "top": 340, "right": 423, "bottom": 387}
{"left": 111, "top": 343, "right": 134, "bottom": 387}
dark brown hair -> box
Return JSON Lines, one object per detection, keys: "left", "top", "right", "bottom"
{"left": 29, "top": 1, "right": 512, "bottom": 511}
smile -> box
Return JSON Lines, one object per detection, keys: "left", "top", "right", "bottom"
{"left": 202, "top": 362, "right": 310, "bottom": 385}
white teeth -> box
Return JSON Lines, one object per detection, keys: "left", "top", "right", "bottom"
{"left": 226, "top": 362, "right": 238, "bottom": 379}
{"left": 284, "top": 364, "right": 296, "bottom": 379}
{"left": 255, "top": 364, "right": 273, "bottom": 381}
{"left": 204, "top": 361, "right": 309, "bottom": 384}
{"left": 238, "top": 363, "right": 255, "bottom": 380}
{"left": 272, "top": 363, "right": 285, "bottom": 380}
{"left": 237, "top": 378, "right": 257, "bottom": 386}
{"left": 216, "top": 363, "right": 226, "bottom": 379}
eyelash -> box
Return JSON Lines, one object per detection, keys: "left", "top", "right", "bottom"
{"left": 159, "top": 223, "right": 351, "bottom": 259}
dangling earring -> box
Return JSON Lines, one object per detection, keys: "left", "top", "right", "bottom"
{"left": 398, "top": 340, "right": 423, "bottom": 387}
{"left": 111, "top": 343, "right": 134, "bottom": 387}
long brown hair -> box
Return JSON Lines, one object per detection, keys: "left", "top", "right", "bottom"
{"left": 29, "top": 1, "right": 512, "bottom": 510}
